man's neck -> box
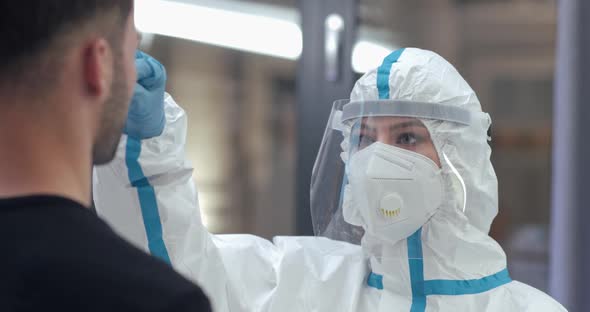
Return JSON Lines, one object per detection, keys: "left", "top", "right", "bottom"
{"left": 0, "top": 101, "right": 92, "bottom": 207}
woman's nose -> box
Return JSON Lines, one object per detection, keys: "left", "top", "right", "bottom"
{"left": 376, "top": 131, "right": 393, "bottom": 146}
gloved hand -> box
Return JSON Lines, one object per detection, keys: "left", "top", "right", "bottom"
{"left": 124, "top": 50, "right": 167, "bottom": 139}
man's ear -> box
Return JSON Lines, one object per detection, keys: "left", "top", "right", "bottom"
{"left": 82, "top": 38, "right": 113, "bottom": 104}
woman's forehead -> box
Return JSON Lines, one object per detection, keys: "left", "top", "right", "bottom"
{"left": 360, "top": 116, "right": 426, "bottom": 129}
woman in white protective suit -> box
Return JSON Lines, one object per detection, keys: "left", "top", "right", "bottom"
{"left": 93, "top": 48, "right": 566, "bottom": 312}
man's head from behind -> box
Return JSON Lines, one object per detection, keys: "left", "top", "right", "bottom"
{"left": 0, "top": 1, "right": 137, "bottom": 165}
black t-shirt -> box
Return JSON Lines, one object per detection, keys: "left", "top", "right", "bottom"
{"left": 0, "top": 196, "right": 211, "bottom": 311}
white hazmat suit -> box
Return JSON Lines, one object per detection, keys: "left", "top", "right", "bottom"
{"left": 93, "top": 48, "right": 566, "bottom": 312}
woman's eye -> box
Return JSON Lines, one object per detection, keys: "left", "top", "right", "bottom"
{"left": 397, "top": 133, "right": 418, "bottom": 145}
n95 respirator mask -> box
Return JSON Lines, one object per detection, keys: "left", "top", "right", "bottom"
{"left": 343, "top": 142, "right": 444, "bottom": 244}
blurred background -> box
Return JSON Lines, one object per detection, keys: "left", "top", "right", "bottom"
{"left": 136, "top": 0, "right": 556, "bottom": 295}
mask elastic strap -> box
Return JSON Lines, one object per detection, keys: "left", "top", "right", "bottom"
{"left": 442, "top": 152, "right": 467, "bottom": 213}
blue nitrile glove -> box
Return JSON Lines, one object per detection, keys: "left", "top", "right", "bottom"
{"left": 124, "top": 50, "right": 167, "bottom": 139}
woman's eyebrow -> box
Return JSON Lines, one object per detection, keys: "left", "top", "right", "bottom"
{"left": 389, "top": 120, "right": 426, "bottom": 131}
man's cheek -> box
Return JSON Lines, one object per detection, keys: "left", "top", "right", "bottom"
{"left": 126, "top": 61, "right": 136, "bottom": 102}
{"left": 128, "top": 48, "right": 137, "bottom": 87}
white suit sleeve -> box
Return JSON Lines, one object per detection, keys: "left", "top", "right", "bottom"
{"left": 92, "top": 93, "right": 277, "bottom": 311}
{"left": 92, "top": 94, "right": 371, "bottom": 312}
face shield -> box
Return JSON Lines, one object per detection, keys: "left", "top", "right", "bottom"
{"left": 311, "top": 99, "right": 473, "bottom": 245}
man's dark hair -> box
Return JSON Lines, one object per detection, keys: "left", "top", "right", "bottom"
{"left": 0, "top": 1, "right": 133, "bottom": 93}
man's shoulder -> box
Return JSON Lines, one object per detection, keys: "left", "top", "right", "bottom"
{"left": 59, "top": 217, "right": 208, "bottom": 297}
{"left": 41, "top": 235, "right": 211, "bottom": 310}
{"left": 2, "top": 198, "right": 211, "bottom": 311}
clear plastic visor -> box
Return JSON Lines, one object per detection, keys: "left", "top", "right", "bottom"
{"left": 310, "top": 99, "right": 472, "bottom": 244}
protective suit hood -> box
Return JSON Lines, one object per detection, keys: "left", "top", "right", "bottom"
{"left": 350, "top": 47, "right": 497, "bottom": 234}
{"left": 312, "top": 47, "right": 497, "bottom": 241}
